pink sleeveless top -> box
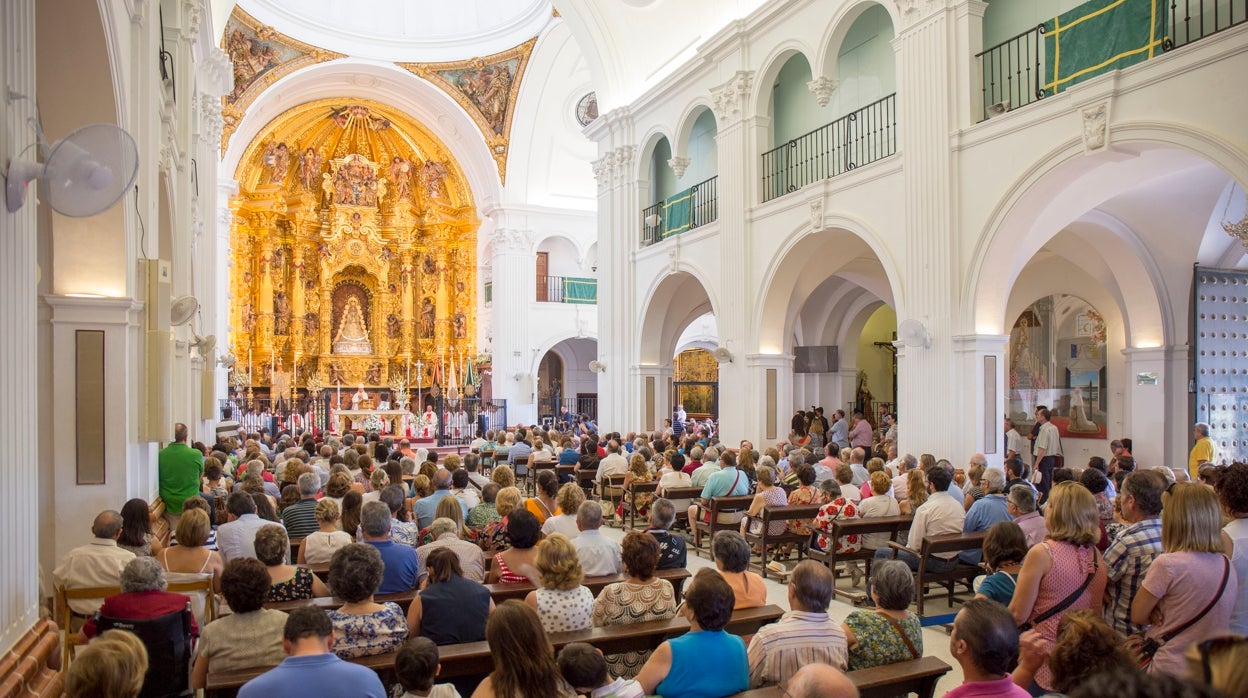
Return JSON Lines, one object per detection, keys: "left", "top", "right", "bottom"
{"left": 1030, "top": 540, "right": 1097, "bottom": 689}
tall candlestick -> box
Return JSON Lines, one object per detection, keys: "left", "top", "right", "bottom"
{"left": 407, "top": 359, "right": 411, "bottom": 385}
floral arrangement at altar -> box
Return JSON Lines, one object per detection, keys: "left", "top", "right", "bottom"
{"left": 361, "top": 414, "right": 383, "bottom": 435}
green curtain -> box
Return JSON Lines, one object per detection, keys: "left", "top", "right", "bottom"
{"left": 483, "top": 282, "right": 492, "bottom": 304}
{"left": 562, "top": 277, "right": 597, "bottom": 304}
{"left": 662, "top": 188, "right": 693, "bottom": 239}
{"left": 1044, "top": 0, "right": 1166, "bottom": 96}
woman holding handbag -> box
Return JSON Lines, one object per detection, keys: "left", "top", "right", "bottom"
{"left": 1009, "top": 481, "right": 1107, "bottom": 694}
{"left": 1129, "top": 483, "right": 1237, "bottom": 676}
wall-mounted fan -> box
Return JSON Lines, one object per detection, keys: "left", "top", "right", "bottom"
{"left": 6, "top": 123, "right": 139, "bottom": 217}
{"left": 896, "top": 319, "right": 932, "bottom": 349}
{"left": 712, "top": 346, "right": 734, "bottom": 364}
{"left": 171, "top": 296, "right": 199, "bottom": 327}
{"left": 588, "top": 360, "right": 606, "bottom": 373}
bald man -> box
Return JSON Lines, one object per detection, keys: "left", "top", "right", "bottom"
{"left": 52, "top": 510, "right": 137, "bottom": 615}
{"left": 787, "top": 663, "right": 858, "bottom": 698}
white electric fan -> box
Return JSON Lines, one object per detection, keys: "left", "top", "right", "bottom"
{"left": 6, "top": 123, "right": 139, "bottom": 217}
{"left": 896, "top": 319, "right": 932, "bottom": 349}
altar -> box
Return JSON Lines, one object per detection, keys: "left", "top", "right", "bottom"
{"left": 336, "top": 409, "right": 410, "bottom": 435}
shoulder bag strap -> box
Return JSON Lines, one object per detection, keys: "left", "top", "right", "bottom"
{"left": 1160, "top": 557, "right": 1231, "bottom": 643}
{"left": 1030, "top": 552, "right": 1099, "bottom": 628}
{"left": 878, "top": 612, "right": 920, "bottom": 659}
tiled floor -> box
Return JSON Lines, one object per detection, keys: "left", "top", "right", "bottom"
{"left": 599, "top": 524, "right": 967, "bottom": 695}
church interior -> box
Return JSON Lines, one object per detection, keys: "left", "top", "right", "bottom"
{"left": 3, "top": 0, "right": 1248, "bottom": 694}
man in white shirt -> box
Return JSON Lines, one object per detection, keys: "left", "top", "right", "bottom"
{"left": 595, "top": 440, "right": 629, "bottom": 484}
{"left": 52, "top": 510, "right": 136, "bottom": 615}
{"left": 1004, "top": 417, "right": 1024, "bottom": 462}
{"left": 217, "top": 492, "right": 279, "bottom": 562}
{"left": 892, "top": 453, "right": 916, "bottom": 502}
{"left": 415, "top": 518, "right": 487, "bottom": 583}
{"left": 1032, "top": 407, "right": 1063, "bottom": 499}
{"left": 872, "top": 463, "right": 966, "bottom": 576}
{"left": 572, "top": 501, "right": 622, "bottom": 576}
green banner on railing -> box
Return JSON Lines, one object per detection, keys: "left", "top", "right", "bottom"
{"left": 662, "top": 188, "right": 693, "bottom": 239}
{"left": 563, "top": 277, "right": 597, "bottom": 304}
{"left": 1044, "top": 0, "right": 1166, "bottom": 95}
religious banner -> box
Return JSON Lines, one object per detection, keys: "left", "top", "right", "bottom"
{"left": 562, "top": 278, "right": 598, "bottom": 305}
{"left": 662, "top": 187, "right": 694, "bottom": 239}
{"left": 1043, "top": 0, "right": 1166, "bottom": 96}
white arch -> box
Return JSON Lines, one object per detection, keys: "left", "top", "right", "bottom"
{"left": 672, "top": 101, "right": 717, "bottom": 159}
{"left": 816, "top": 1, "right": 900, "bottom": 79}
{"left": 965, "top": 123, "right": 1248, "bottom": 337}
{"left": 220, "top": 59, "right": 503, "bottom": 209}
{"left": 530, "top": 332, "right": 600, "bottom": 376}
{"left": 635, "top": 126, "right": 677, "bottom": 183}
{"left": 638, "top": 265, "right": 721, "bottom": 366}
{"left": 750, "top": 42, "right": 818, "bottom": 121}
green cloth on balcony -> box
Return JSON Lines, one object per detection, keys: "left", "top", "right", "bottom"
{"left": 1044, "top": 0, "right": 1166, "bottom": 96}
{"left": 662, "top": 188, "right": 693, "bottom": 238}
{"left": 563, "top": 277, "right": 597, "bottom": 304}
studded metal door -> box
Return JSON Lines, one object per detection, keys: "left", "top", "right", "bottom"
{"left": 1193, "top": 267, "right": 1248, "bottom": 465}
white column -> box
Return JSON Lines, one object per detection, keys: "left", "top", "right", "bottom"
{"left": 1121, "top": 347, "right": 1173, "bottom": 469}
{"left": 0, "top": 0, "right": 41, "bottom": 653}
{"left": 710, "top": 71, "right": 754, "bottom": 442}
{"left": 636, "top": 365, "right": 674, "bottom": 433}
{"left": 491, "top": 227, "right": 536, "bottom": 425}
{"left": 745, "top": 354, "right": 795, "bottom": 447}
{"left": 953, "top": 334, "right": 1009, "bottom": 468}
{"left": 894, "top": 6, "right": 957, "bottom": 460}
{"left": 838, "top": 367, "right": 859, "bottom": 415}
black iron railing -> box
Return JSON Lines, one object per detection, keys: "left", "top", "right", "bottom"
{"left": 538, "top": 396, "right": 599, "bottom": 425}
{"left": 977, "top": 25, "right": 1046, "bottom": 121}
{"left": 1168, "top": 0, "right": 1248, "bottom": 48}
{"left": 536, "top": 275, "right": 597, "bottom": 304}
{"left": 640, "top": 175, "right": 720, "bottom": 247}
{"left": 537, "top": 274, "right": 565, "bottom": 303}
{"left": 761, "top": 93, "right": 896, "bottom": 203}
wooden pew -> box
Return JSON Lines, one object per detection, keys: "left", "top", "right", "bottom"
{"left": 267, "top": 567, "right": 694, "bottom": 613}
{"left": 149, "top": 498, "right": 171, "bottom": 547}
{"left": 596, "top": 474, "right": 627, "bottom": 526}
{"left": 206, "top": 604, "right": 784, "bottom": 697}
{"left": 527, "top": 460, "right": 557, "bottom": 496}
{"left": 887, "top": 531, "right": 986, "bottom": 616}
{"left": 806, "top": 514, "right": 913, "bottom": 602}
{"left": 692, "top": 494, "right": 754, "bottom": 550}
{"left": 626, "top": 480, "right": 659, "bottom": 530}
{"left": 729, "top": 655, "right": 952, "bottom": 698}
{"left": 652, "top": 485, "right": 703, "bottom": 531}
{"left": 741, "top": 503, "right": 823, "bottom": 580}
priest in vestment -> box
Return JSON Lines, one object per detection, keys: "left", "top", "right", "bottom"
{"left": 420, "top": 405, "right": 438, "bottom": 439}
{"left": 351, "top": 386, "right": 368, "bottom": 409}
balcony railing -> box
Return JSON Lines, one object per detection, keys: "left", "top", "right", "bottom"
{"left": 536, "top": 275, "right": 597, "bottom": 304}
{"left": 761, "top": 93, "right": 896, "bottom": 203}
{"left": 977, "top": 25, "right": 1046, "bottom": 121}
{"left": 640, "top": 175, "right": 719, "bottom": 247}
{"left": 1169, "top": 0, "right": 1248, "bottom": 48}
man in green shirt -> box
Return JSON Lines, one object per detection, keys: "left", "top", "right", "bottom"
{"left": 159, "top": 423, "right": 204, "bottom": 524}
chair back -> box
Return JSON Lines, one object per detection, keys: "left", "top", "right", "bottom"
{"left": 95, "top": 606, "right": 194, "bottom": 697}
{"left": 167, "top": 573, "right": 217, "bottom": 623}
{"left": 55, "top": 584, "right": 122, "bottom": 671}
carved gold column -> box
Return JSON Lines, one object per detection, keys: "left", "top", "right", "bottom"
{"left": 400, "top": 248, "right": 415, "bottom": 355}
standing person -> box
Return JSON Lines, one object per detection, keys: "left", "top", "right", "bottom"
{"left": 1004, "top": 417, "right": 1024, "bottom": 462}
{"left": 1009, "top": 482, "right": 1106, "bottom": 693}
{"left": 159, "top": 422, "right": 206, "bottom": 526}
{"left": 1031, "top": 408, "right": 1062, "bottom": 500}
{"left": 1189, "top": 422, "right": 1216, "bottom": 480}
{"left": 1102, "top": 470, "right": 1166, "bottom": 636}
{"left": 1217, "top": 461, "right": 1248, "bottom": 634}
{"left": 1131, "top": 483, "right": 1238, "bottom": 677}
{"left": 829, "top": 409, "right": 849, "bottom": 451}
{"left": 236, "top": 607, "right": 386, "bottom": 698}
{"left": 847, "top": 412, "right": 873, "bottom": 455}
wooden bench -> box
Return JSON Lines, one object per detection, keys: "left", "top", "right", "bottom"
{"left": 625, "top": 480, "right": 659, "bottom": 530}
{"left": 887, "top": 531, "right": 986, "bottom": 616}
{"left": 0, "top": 619, "right": 63, "bottom": 698}
{"left": 527, "top": 460, "right": 557, "bottom": 496}
{"left": 267, "top": 567, "right": 693, "bottom": 613}
{"left": 596, "top": 474, "right": 627, "bottom": 525}
{"left": 692, "top": 495, "right": 754, "bottom": 550}
{"left": 149, "top": 498, "right": 171, "bottom": 547}
{"left": 806, "top": 514, "right": 913, "bottom": 602}
{"left": 741, "top": 503, "right": 823, "bottom": 580}
{"left": 207, "top": 604, "right": 783, "bottom": 697}
{"left": 653, "top": 485, "right": 703, "bottom": 530}
{"left": 730, "top": 655, "right": 952, "bottom": 698}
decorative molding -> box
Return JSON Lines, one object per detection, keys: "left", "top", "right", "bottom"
{"left": 807, "top": 76, "right": 838, "bottom": 108}
{"left": 668, "top": 156, "right": 690, "bottom": 179}
{"left": 612, "top": 145, "right": 636, "bottom": 183}
{"left": 592, "top": 151, "right": 616, "bottom": 192}
{"left": 710, "top": 71, "right": 754, "bottom": 125}
{"left": 494, "top": 227, "right": 532, "bottom": 254}
{"left": 220, "top": 7, "right": 346, "bottom": 152}
{"left": 199, "top": 92, "right": 224, "bottom": 147}
{"left": 398, "top": 38, "right": 538, "bottom": 184}
{"left": 1080, "top": 102, "right": 1110, "bottom": 153}
{"left": 897, "top": 0, "right": 947, "bottom": 27}
{"left": 809, "top": 198, "right": 824, "bottom": 232}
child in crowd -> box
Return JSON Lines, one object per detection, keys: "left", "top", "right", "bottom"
{"left": 394, "top": 637, "right": 461, "bottom": 698}
{"left": 557, "top": 642, "right": 644, "bottom": 698}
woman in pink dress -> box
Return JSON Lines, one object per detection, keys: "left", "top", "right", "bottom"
{"left": 1009, "top": 481, "right": 1106, "bottom": 693}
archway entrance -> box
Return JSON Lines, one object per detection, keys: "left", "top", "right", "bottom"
{"left": 674, "top": 347, "right": 719, "bottom": 421}
{"left": 537, "top": 337, "right": 599, "bottom": 426}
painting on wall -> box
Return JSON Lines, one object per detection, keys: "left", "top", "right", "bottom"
{"left": 1008, "top": 295, "right": 1108, "bottom": 440}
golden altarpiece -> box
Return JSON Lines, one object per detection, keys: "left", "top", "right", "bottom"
{"left": 229, "top": 99, "right": 478, "bottom": 401}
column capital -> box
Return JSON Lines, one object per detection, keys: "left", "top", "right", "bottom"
{"left": 710, "top": 71, "right": 755, "bottom": 126}
{"left": 896, "top": 0, "right": 949, "bottom": 29}
{"left": 806, "top": 76, "right": 838, "bottom": 108}
{"left": 667, "top": 156, "right": 690, "bottom": 179}
{"left": 492, "top": 228, "right": 532, "bottom": 255}
{"left": 952, "top": 333, "right": 1010, "bottom": 352}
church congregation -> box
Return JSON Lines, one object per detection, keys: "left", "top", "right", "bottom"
{"left": 48, "top": 414, "right": 1248, "bottom": 697}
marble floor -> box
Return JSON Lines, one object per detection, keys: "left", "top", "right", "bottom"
{"left": 597, "top": 524, "right": 967, "bottom": 695}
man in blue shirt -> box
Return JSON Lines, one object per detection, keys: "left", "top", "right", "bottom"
{"left": 239, "top": 607, "right": 386, "bottom": 698}
{"left": 688, "top": 451, "right": 750, "bottom": 525}
{"left": 413, "top": 470, "right": 467, "bottom": 529}
{"left": 959, "top": 468, "right": 1013, "bottom": 564}
{"left": 360, "top": 501, "right": 419, "bottom": 594}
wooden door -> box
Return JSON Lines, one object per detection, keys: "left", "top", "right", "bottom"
{"left": 536, "top": 252, "right": 549, "bottom": 301}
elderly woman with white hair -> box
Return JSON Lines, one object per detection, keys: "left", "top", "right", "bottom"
{"left": 78, "top": 556, "right": 198, "bottom": 642}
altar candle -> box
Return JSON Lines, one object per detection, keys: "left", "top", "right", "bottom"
{"left": 407, "top": 359, "right": 411, "bottom": 385}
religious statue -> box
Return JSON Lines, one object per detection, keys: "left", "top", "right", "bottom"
{"left": 299, "top": 147, "right": 323, "bottom": 191}
{"left": 263, "top": 142, "right": 291, "bottom": 184}
{"left": 333, "top": 296, "right": 373, "bottom": 354}
{"left": 303, "top": 311, "right": 319, "bottom": 334}
{"left": 366, "top": 361, "right": 383, "bottom": 385}
{"left": 328, "top": 362, "right": 345, "bottom": 385}
{"left": 453, "top": 311, "right": 467, "bottom": 339}
{"left": 273, "top": 291, "right": 291, "bottom": 335}
{"left": 240, "top": 300, "right": 255, "bottom": 333}
{"left": 420, "top": 160, "right": 448, "bottom": 201}
{"left": 386, "top": 313, "right": 401, "bottom": 339}
{"left": 420, "top": 297, "right": 435, "bottom": 338}
{"left": 390, "top": 156, "right": 413, "bottom": 201}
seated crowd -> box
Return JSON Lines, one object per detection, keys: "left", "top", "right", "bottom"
{"left": 53, "top": 417, "right": 1248, "bottom": 698}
